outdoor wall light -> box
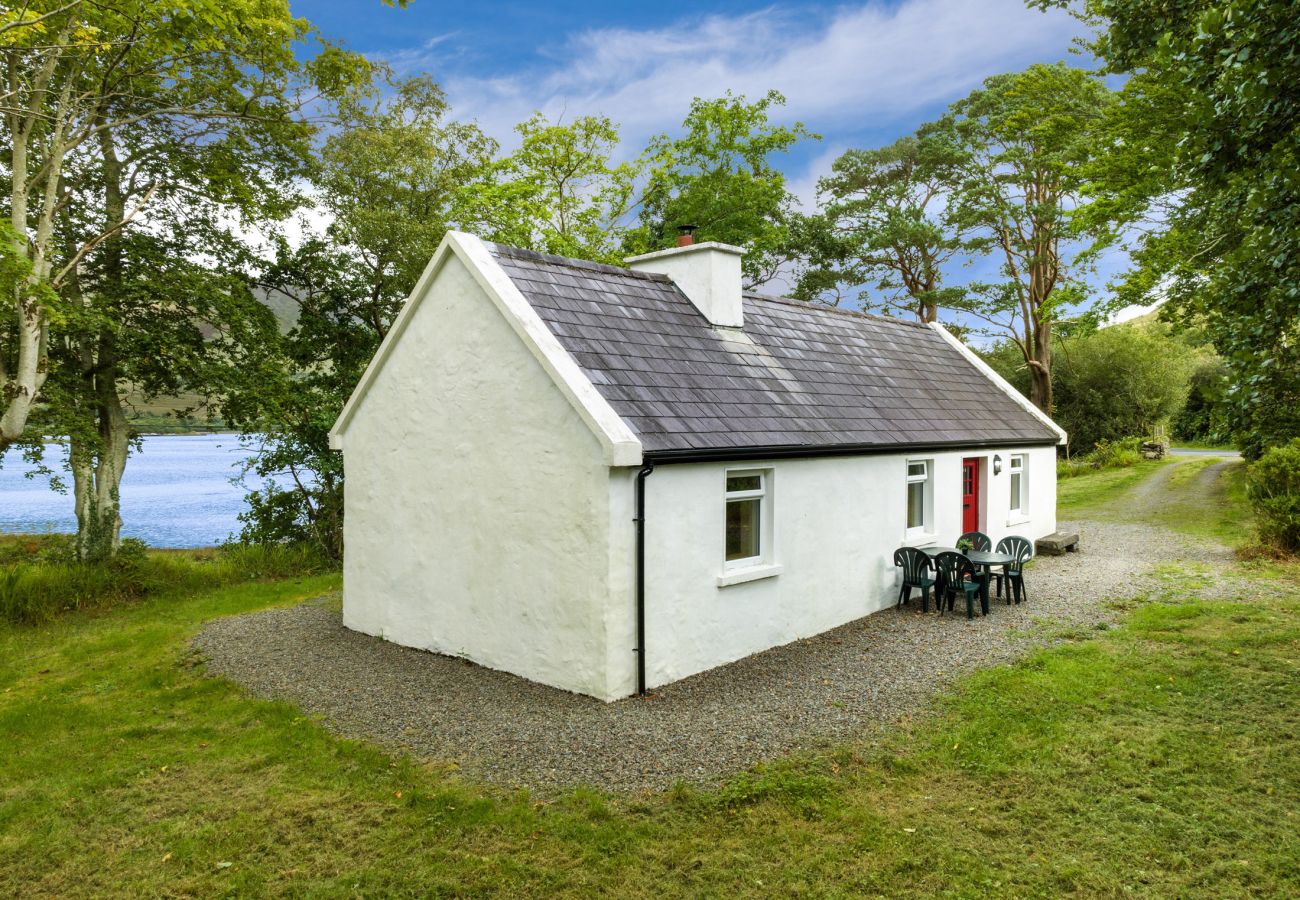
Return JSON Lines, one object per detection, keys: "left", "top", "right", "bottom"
{"left": 993, "top": 454, "right": 1003, "bottom": 476}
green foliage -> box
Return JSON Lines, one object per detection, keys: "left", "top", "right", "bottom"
{"left": 793, "top": 127, "right": 966, "bottom": 319}
{"left": 476, "top": 113, "right": 638, "bottom": 263}
{"left": 628, "top": 90, "right": 817, "bottom": 285}
{"left": 1, "top": 0, "right": 372, "bottom": 455}
{"left": 1056, "top": 0, "right": 1300, "bottom": 458}
{"left": 1246, "top": 439, "right": 1300, "bottom": 552}
{"left": 1173, "top": 359, "right": 1232, "bottom": 444}
{"left": 0, "top": 536, "right": 329, "bottom": 626}
{"left": 1086, "top": 436, "right": 1143, "bottom": 469}
{"left": 986, "top": 321, "right": 1206, "bottom": 454}
{"left": 1057, "top": 436, "right": 1144, "bottom": 478}
{"left": 941, "top": 62, "right": 1115, "bottom": 412}
{"left": 225, "top": 75, "right": 496, "bottom": 559}
{"left": 229, "top": 89, "right": 819, "bottom": 557}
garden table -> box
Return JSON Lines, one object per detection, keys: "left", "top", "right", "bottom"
{"left": 915, "top": 546, "right": 1016, "bottom": 609}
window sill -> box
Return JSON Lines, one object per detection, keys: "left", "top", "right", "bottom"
{"left": 901, "top": 533, "right": 938, "bottom": 548}
{"left": 717, "top": 563, "right": 784, "bottom": 588}
{"left": 1006, "top": 514, "right": 1030, "bottom": 527}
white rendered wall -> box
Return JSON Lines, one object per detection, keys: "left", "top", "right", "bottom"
{"left": 628, "top": 446, "right": 1058, "bottom": 692}
{"left": 339, "top": 253, "right": 618, "bottom": 699}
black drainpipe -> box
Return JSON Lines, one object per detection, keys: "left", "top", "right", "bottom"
{"left": 633, "top": 460, "right": 655, "bottom": 695}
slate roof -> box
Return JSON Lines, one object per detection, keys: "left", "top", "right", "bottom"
{"left": 490, "top": 243, "right": 1060, "bottom": 458}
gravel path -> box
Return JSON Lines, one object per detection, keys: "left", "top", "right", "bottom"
{"left": 194, "top": 483, "right": 1243, "bottom": 796}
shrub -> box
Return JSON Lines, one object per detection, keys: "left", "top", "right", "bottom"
{"left": 1173, "top": 359, "right": 1232, "bottom": 444}
{"left": 0, "top": 533, "right": 77, "bottom": 566}
{"left": 983, "top": 322, "right": 1208, "bottom": 454}
{"left": 0, "top": 538, "right": 332, "bottom": 626}
{"left": 1085, "top": 437, "right": 1144, "bottom": 470}
{"left": 1246, "top": 439, "right": 1300, "bottom": 552}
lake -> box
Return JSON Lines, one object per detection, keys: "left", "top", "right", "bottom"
{"left": 0, "top": 433, "right": 263, "bottom": 548}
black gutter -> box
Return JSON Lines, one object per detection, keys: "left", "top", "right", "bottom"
{"left": 642, "top": 437, "right": 1059, "bottom": 465}
{"left": 633, "top": 461, "right": 655, "bottom": 695}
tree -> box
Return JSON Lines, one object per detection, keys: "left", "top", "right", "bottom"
{"left": 1037, "top": 0, "right": 1300, "bottom": 458}
{"left": 0, "top": 0, "right": 365, "bottom": 456}
{"left": 942, "top": 62, "right": 1113, "bottom": 414}
{"left": 471, "top": 113, "right": 638, "bottom": 264}
{"left": 1, "top": 0, "right": 370, "bottom": 556}
{"left": 793, "top": 126, "right": 965, "bottom": 320}
{"left": 984, "top": 320, "right": 1206, "bottom": 453}
{"left": 1173, "top": 359, "right": 1231, "bottom": 444}
{"left": 225, "top": 76, "right": 496, "bottom": 559}
{"left": 628, "top": 91, "right": 815, "bottom": 286}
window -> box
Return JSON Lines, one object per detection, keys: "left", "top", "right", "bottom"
{"left": 725, "top": 470, "right": 767, "bottom": 566}
{"left": 1009, "top": 454, "right": 1027, "bottom": 515}
{"left": 906, "top": 459, "right": 932, "bottom": 533}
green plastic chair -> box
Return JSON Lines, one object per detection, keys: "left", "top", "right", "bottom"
{"left": 893, "top": 547, "right": 936, "bottom": 612}
{"left": 933, "top": 551, "right": 988, "bottom": 619}
{"left": 958, "top": 531, "right": 991, "bottom": 551}
{"left": 994, "top": 535, "right": 1033, "bottom": 604}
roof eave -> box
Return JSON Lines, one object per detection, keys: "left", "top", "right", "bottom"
{"left": 642, "top": 436, "right": 1061, "bottom": 465}
{"left": 927, "top": 322, "right": 1069, "bottom": 446}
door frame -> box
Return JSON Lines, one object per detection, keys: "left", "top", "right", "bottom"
{"left": 961, "top": 456, "right": 983, "bottom": 533}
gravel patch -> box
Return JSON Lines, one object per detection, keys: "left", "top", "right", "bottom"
{"left": 193, "top": 519, "right": 1232, "bottom": 795}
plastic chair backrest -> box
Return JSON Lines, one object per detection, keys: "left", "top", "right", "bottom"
{"left": 933, "top": 551, "right": 974, "bottom": 588}
{"left": 996, "top": 535, "right": 1033, "bottom": 567}
{"left": 959, "top": 531, "right": 991, "bottom": 552}
{"left": 893, "top": 547, "right": 932, "bottom": 583}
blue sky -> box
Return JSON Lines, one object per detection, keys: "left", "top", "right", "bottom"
{"left": 296, "top": 0, "right": 1090, "bottom": 192}
{"left": 291, "top": 0, "right": 1147, "bottom": 325}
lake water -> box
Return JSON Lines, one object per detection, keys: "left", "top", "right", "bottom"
{"left": 0, "top": 433, "right": 262, "bottom": 548}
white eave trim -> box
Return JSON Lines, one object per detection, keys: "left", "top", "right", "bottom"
{"left": 928, "top": 322, "right": 1068, "bottom": 446}
{"left": 328, "top": 231, "right": 643, "bottom": 466}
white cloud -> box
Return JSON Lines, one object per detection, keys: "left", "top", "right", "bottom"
{"left": 382, "top": 33, "right": 463, "bottom": 78}
{"left": 386, "top": 0, "right": 1086, "bottom": 149}
{"left": 788, "top": 142, "right": 849, "bottom": 210}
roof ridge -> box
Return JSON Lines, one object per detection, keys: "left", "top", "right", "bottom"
{"left": 742, "top": 292, "right": 931, "bottom": 329}
{"left": 490, "top": 242, "right": 671, "bottom": 283}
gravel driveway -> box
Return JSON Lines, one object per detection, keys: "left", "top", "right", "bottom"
{"left": 195, "top": 504, "right": 1240, "bottom": 794}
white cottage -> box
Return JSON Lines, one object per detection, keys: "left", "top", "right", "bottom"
{"left": 329, "top": 231, "right": 1066, "bottom": 701}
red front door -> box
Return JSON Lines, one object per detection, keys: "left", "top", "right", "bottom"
{"left": 962, "top": 458, "right": 980, "bottom": 533}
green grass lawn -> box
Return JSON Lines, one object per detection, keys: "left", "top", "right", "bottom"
{"left": 2, "top": 469, "right": 1298, "bottom": 895}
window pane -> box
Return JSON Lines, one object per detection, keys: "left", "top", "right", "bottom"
{"left": 726, "top": 498, "right": 761, "bottom": 560}
{"left": 1011, "top": 455, "right": 1024, "bottom": 472}
{"left": 907, "top": 481, "right": 925, "bottom": 529}
{"left": 726, "top": 474, "right": 762, "bottom": 493}
{"left": 907, "top": 461, "right": 926, "bottom": 479}
{"left": 1010, "top": 472, "right": 1023, "bottom": 510}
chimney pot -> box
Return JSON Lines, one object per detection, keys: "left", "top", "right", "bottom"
{"left": 675, "top": 223, "right": 698, "bottom": 247}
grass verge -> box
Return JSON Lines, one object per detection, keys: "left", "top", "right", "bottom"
{"left": 1057, "top": 458, "right": 1170, "bottom": 516}
{"left": 0, "top": 535, "right": 330, "bottom": 625}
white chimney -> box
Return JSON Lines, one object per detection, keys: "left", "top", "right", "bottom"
{"left": 625, "top": 239, "right": 746, "bottom": 328}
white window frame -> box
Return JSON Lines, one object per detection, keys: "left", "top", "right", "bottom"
{"left": 905, "top": 458, "right": 934, "bottom": 539}
{"left": 1008, "top": 453, "right": 1028, "bottom": 518}
{"left": 723, "top": 468, "right": 770, "bottom": 571}
{"left": 717, "top": 468, "right": 786, "bottom": 587}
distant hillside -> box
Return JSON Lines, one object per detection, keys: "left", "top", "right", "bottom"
{"left": 255, "top": 286, "right": 300, "bottom": 333}
{"left": 126, "top": 288, "right": 299, "bottom": 432}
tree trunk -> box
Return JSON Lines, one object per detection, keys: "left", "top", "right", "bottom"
{"left": 69, "top": 126, "right": 133, "bottom": 559}
{"left": 1027, "top": 318, "right": 1053, "bottom": 415}
{"left": 1, "top": 121, "right": 49, "bottom": 455}
{"left": 72, "top": 338, "right": 130, "bottom": 560}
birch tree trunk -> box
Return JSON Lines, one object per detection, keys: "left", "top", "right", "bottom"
{"left": 70, "top": 359, "right": 129, "bottom": 560}
{"left": 68, "top": 127, "right": 133, "bottom": 559}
